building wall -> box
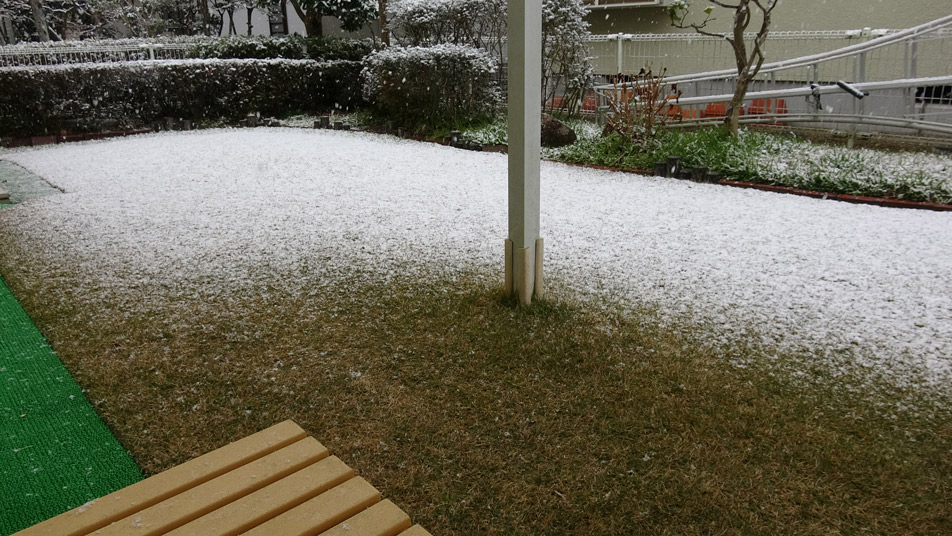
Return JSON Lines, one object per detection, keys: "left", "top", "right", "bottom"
{"left": 219, "top": 8, "right": 378, "bottom": 40}
{"left": 586, "top": 0, "right": 951, "bottom": 35}
{"left": 585, "top": 0, "right": 951, "bottom": 80}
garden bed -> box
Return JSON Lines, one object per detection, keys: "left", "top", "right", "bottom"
{"left": 464, "top": 118, "right": 952, "bottom": 206}
{"left": 555, "top": 161, "right": 952, "bottom": 212}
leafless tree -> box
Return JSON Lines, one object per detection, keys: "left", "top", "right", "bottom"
{"left": 670, "top": 0, "right": 779, "bottom": 135}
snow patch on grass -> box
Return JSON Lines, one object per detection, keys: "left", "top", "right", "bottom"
{"left": 1, "top": 128, "right": 950, "bottom": 393}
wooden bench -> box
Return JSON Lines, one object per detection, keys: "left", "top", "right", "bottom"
{"left": 15, "top": 420, "right": 431, "bottom": 536}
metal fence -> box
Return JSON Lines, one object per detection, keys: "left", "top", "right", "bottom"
{"left": 587, "top": 15, "right": 952, "bottom": 137}
{"left": 585, "top": 29, "right": 899, "bottom": 79}
{"left": 0, "top": 41, "right": 192, "bottom": 67}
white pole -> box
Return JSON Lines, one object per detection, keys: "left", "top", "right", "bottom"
{"left": 616, "top": 34, "right": 624, "bottom": 76}
{"left": 507, "top": 0, "right": 543, "bottom": 305}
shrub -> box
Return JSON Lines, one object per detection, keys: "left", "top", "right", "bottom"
{"left": 361, "top": 44, "right": 499, "bottom": 128}
{"left": 541, "top": 0, "right": 594, "bottom": 114}
{"left": 187, "top": 35, "right": 373, "bottom": 62}
{"left": 0, "top": 36, "right": 374, "bottom": 68}
{"left": 0, "top": 59, "right": 362, "bottom": 137}
{"left": 187, "top": 35, "right": 310, "bottom": 60}
{"left": 388, "top": 0, "right": 506, "bottom": 56}
{"left": 386, "top": 0, "right": 592, "bottom": 111}
{"left": 602, "top": 69, "right": 679, "bottom": 148}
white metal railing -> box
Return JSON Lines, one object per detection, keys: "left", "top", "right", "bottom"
{"left": 585, "top": 15, "right": 952, "bottom": 83}
{"left": 663, "top": 14, "right": 952, "bottom": 84}
{"left": 584, "top": 0, "right": 678, "bottom": 8}
{"left": 0, "top": 40, "right": 193, "bottom": 67}
{"left": 584, "top": 29, "right": 900, "bottom": 78}
{"left": 670, "top": 77, "right": 952, "bottom": 136}
{"left": 585, "top": 28, "right": 893, "bottom": 43}
{"left": 586, "top": 15, "right": 952, "bottom": 137}
{"left": 590, "top": 79, "right": 952, "bottom": 136}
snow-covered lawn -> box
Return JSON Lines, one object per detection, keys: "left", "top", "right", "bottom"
{"left": 1, "top": 128, "right": 951, "bottom": 391}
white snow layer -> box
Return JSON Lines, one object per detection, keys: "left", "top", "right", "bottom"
{"left": 2, "top": 128, "right": 951, "bottom": 390}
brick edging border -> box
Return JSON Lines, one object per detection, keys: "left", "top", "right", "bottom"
{"left": 2, "top": 129, "right": 155, "bottom": 148}
{"left": 716, "top": 180, "right": 952, "bottom": 212}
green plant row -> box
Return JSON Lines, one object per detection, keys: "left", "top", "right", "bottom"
{"left": 0, "top": 59, "right": 362, "bottom": 137}
{"left": 464, "top": 116, "right": 952, "bottom": 205}
{"left": 551, "top": 128, "right": 952, "bottom": 204}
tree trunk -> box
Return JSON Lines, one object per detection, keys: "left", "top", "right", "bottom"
{"left": 29, "top": 0, "right": 50, "bottom": 41}
{"left": 280, "top": 0, "right": 289, "bottom": 35}
{"left": 378, "top": 0, "right": 389, "bottom": 46}
{"left": 302, "top": 11, "right": 321, "bottom": 36}
{"left": 227, "top": 9, "right": 237, "bottom": 35}
{"left": 726, "top": 76, "right": 750, "bottom": 136}
{"left": 671, "top": 0, "right": 776, "bottom": 137}
{"left": 198, "top": 0, "right": 211, "bottom": 35}
{"left": 289, "top": 0, "right": 321, "bottom": 36}
{"left": 246, "top": 7, "right": 254, "bottom": 35}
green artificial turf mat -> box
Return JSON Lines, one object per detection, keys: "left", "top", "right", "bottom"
{"left": 0, "top": 275, "right": 142, "bottom": 536}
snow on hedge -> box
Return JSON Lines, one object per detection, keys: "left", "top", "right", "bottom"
{"left": 1, "top": 129, "right": 950, "bottom": 395}
{"left": 0, "top": 58, "right": 362, "bottom": 137}
{"left": 362, "top": 44, "right": 499, "bottom": 126}
{"left": 2, "top": 57, "right": 320, "bottom": 72}
{"left": 0, "top": 36, "right": 203, "bottom": 52}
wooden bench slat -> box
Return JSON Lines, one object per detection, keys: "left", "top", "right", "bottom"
{"left": 164, "top": 455, "right": 353, "bottom": 536}
{"left": 316, "top": 500, "right": 412, "bottom": 536}
{"left": 398, "top": 526, "right": 434, "bottom": 536}
{"left": 241, "top": 476, "right": 381, "bottom": 536}
{"left": 15, "top": 420, "right": 307, "bottom": 536}
{"left": 93, "top": 436, "right": 328, "bottom": 536}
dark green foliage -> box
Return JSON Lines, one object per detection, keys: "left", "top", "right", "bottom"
{"left": 187, "top": 35, "right": 373, "bottom": 62}
{"left": 0, "top": 59, "right": 363, "bottom": 137}
{"left": 551, "top": 126, "right": 952, "bottom": 204}
{"left": 361, "top": 45, "right": 499, "bottom": 130}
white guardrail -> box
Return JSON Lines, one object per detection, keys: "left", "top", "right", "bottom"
{"left": 589, "top": 15, "right": 952, "bottom": 137}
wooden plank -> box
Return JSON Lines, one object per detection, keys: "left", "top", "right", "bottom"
{"left": 164, "top": 456, "right": 353, "bottom": 536}
{"left": 242, "top": 477, "right": 381, "bottom": 536}
{"left": 316, "top": 500, "right": 411, "bottom": 536}
{"left": 15, "top": 420, "right": 307, "bottom": 536}
{"left": 397, "top": 526, "right": 434, "bottom": 536}
{"left": 93, "top": 436, "right": 328, "bottom": 536}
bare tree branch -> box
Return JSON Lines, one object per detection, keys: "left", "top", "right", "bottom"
{"left": 669, "top": 0, "right": 777, "bottom": 135}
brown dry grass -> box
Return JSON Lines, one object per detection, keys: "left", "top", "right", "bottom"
{"left": 3, "top": 269, "right": 951, "bottom": 535}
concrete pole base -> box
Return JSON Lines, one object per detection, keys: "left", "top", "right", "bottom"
{"left": 504, "top": 238, "right": 544, "bottom": 306}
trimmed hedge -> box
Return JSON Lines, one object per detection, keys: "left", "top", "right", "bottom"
{"left": 0, "top": 59, "right": 362, "bottom": 137}
{"left": 362, "top": 44, "right": 499, "bottom": 128}
{"left": 0, "top": 36, "right": 373, "bottom": 67}
{"left": 187, "top": 35, "right": 374, "bottom": 62}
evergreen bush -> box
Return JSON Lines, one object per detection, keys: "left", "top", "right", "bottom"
{"left": 386, "top": 0, "right": 592, "bottom": 112}
{"left": 361, "top": 44, "right": 499, "bottom": 128}
{"left": 0, "top": 59, "right": 362, "bottom": 137}
{"left": 187, "top": 35, "right": 373, "bottom": 62}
